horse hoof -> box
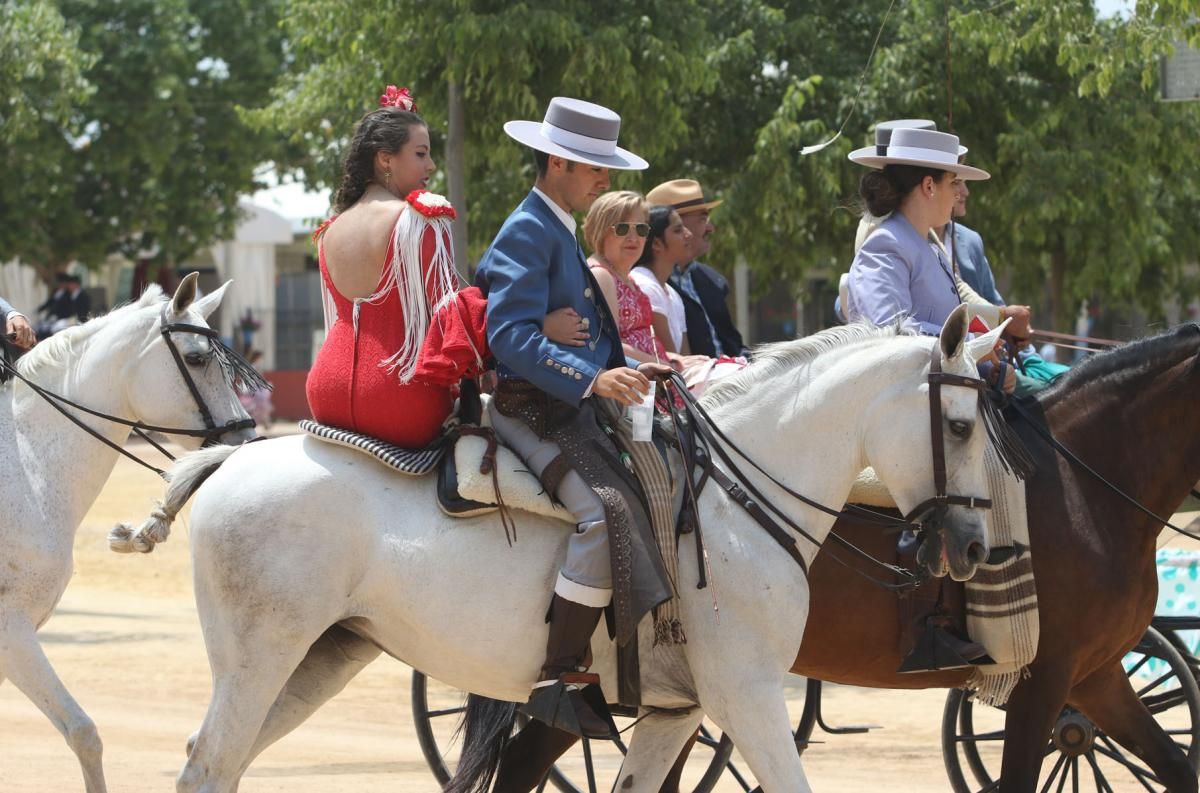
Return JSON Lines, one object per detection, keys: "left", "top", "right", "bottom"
{"left": 108, "top": 523, "right": 135, "bottom": 553}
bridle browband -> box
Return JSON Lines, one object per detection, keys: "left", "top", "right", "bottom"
{"left": 663, "top": 338, "right": 994, "bottom": 593}
{"left": 0, "top": 305, "right": 259, "bottom": 478}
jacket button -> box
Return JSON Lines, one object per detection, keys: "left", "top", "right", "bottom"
{"left": 588, "top": 341, "right": 596, "bottom": 350}
{"left": 583, "top": 287, "right": 593, "bottom": 298}
{"left": 545, "top": 359, "right": 554, "bottom": 366}
{"left": 574, "top": 372, "right": 583, "bottom": 380}
{"left": 580, "top": 317, "right": 590, "bottom": 328}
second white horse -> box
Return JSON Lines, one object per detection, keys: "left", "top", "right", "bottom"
{"left": 131, "top": 306, "right": 1002, "bottom": 792}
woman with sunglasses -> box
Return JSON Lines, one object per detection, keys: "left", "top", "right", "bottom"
{"left": 630, "top": 205, "right": 696, "bottom": 356}
{"left": 583, "top": 191, "right": 671, "bottom": 366}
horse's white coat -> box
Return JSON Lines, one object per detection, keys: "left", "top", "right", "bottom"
{"left": 0, "top": 276, "right": 253, "bottom": 793}
{"left": 165, "top": 310, "right": 995, "bottom": 793}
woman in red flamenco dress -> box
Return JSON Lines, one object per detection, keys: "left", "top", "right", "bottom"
{"left": 307, "top": 87, "right": 591, "bottom": 447}
{"left": 307, "top": 88, "right": 460, "bottom": 448}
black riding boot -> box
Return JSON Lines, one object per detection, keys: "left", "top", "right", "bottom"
{"left": 521, "top": 594, "right": 617, "bottom": 740}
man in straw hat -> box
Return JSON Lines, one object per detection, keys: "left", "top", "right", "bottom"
{"left": 476, "top": 97, "right": 673, "bottom": 738}
{"left": 645, "top": 179, "right": 749, "bottom": 358}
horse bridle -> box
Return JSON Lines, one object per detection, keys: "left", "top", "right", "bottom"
{"left": 665, "top": 340, "right": 994, "bottom": 592}
{"left": 157, "top": 305, "right": 257, "bottom": 445}
{"left": 0, "top": 306, "right": 257, "bottom": 478}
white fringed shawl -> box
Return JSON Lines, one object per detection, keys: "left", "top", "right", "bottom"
{"left": 320, "top": 201, "right": 460, "bottom": 383}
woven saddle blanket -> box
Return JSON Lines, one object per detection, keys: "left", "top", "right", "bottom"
{"left": 300, "top": 417, "right": 570, "bottom": 523}
{"left": 848, "top": 444, "right": 1039, "bottom": 706}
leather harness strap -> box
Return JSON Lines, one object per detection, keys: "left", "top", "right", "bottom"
{"left": 903, "top": 343, "right": 993, "bottom": 524}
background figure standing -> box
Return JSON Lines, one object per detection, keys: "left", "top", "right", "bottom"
{"left": 646, "top": 179, "right": 749, "bottom": 358}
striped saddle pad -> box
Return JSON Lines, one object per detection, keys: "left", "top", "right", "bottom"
{"left": 299, "top": 420, "right": 447, "bottom": 475}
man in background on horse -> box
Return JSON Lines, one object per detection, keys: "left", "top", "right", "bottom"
{"left": 475, "top": 97, "right": 673, "bottom": 738}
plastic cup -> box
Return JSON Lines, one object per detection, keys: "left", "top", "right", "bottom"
{"left": 629, "top": 385, "right": 656, "bottom": 442}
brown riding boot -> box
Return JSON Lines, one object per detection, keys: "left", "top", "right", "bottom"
{"left": 521, "top": 594, "right": 617, "bottom": 740}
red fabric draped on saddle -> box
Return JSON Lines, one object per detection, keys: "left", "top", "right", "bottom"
{"left": 306, "top": 211, "right": 457, "bottom": 448}
{"left": 412, "top": 286, "right": 491, "bottom": 387}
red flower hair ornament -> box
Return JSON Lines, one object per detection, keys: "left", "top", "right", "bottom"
{"left": 406, "top": 190, "right": 457, "bottom": 220}
{"left": 380, "top": 85, "right": 418, "bottom": 112}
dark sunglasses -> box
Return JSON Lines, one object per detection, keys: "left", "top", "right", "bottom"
{"left": 612, "top": 222, "right": 650, "bottom": 238}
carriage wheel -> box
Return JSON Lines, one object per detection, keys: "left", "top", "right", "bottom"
{"left": 412, "top": 671, "right": 737, "bottom": 792}
{"left": 941, "top": 626, "right": 1200, "bottom": 792}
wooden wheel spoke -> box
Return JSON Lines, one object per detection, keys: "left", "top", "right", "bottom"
{"left": 1093, "top": 737, "right": 1159, "bottom": 790}
{"left": 1083, "top": 751, "right": 1115, "bottom": 793}
{"left": 1039, "top": 753, "right": 1069, "bottom": 793}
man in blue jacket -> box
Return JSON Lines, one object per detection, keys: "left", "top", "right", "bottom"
{"left": 476, "top": 97, "right": 672, "bottom": 738}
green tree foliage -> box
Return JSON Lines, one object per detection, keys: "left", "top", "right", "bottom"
{"left": 860, "top": 0, "right": 1200, "bottom": 328}
{"left": 0, "top": 2, "right": 92, "bottom": 143}
{"left": 248, "top": 0, "right": 715, "bottom": 262}
{"left": 0, "top": 0, "right": 284, "bottom": 282}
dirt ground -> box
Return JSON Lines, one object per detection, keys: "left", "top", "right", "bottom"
{"left": 1, "top": 429, "right": 1196, "bottom": 792}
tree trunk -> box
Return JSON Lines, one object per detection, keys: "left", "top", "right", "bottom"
{"left": 1049, "top": 248, "right": 1067, "bottom": 332}
{"left": 446, "top": 77, "right": 470, "bottom": 280}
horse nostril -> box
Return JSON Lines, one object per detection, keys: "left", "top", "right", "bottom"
{"left": 966, "top": 542, "right": 988, "bottom": 566}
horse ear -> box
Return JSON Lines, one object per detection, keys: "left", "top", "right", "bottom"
{"left": 939, "top": 303, "right": 969, "bottom": 362}
{"left": 192, "top": 280, "right": 230, "bottom": 320}
{"left": 966, "top": 317, "right": 1013, "bottom": 364}
{"left": 171, "top": 272, "right": 200, "bottom": 315}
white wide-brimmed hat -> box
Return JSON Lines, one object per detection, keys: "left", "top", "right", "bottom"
{"left": 504, "top": 97, "right": 648, "bottom": 171}
{"left": 849, "top": 127, "right": 989, "bottom": 181}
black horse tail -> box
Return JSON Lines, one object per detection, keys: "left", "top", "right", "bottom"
{"left": 444, "top": 694, "right": 518, "bottom": 793}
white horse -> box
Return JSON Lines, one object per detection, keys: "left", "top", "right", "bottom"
{"left": 129, "top": 306, "right": 1004, "bottom": 793}
{"left": 0, "top": 274, "right": 255, "bottom": 793}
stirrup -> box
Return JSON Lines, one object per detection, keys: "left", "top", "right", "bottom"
{"left": 520, "top": 673, "right": 618, "bottom": 740}
{"left": 897, "top": 625, "right": 994, "bottom": 674}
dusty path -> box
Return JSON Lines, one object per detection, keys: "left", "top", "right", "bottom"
{"left": 0, "top": 433, "right": 1194, "bottom": 791}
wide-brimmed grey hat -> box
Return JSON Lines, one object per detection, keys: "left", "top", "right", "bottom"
{"left": 849, "top": 127, "right": 989, "bottom": 180}
{"left": 504, "top": 97, "right": 648, "bottom": 171}
{"left": 864, "top": 119, "right": 967, "bottom": 157}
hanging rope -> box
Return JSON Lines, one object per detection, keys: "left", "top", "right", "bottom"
{"left": 799, "top": 0, "right": 900, "bottom": 155}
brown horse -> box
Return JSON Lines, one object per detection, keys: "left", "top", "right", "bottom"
{"left": 488, "top": 322, "right": 1200, "bottom": 793}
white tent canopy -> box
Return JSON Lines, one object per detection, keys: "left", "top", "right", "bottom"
{"left": 209, "top": 202, "right": 292, "bottom": 370}
{"left": 0, "top": 260, "right": 43, "bottom": 317}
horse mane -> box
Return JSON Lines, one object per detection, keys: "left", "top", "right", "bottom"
{"left": 15, "top": 286, "right": 168, "bottom": 380}
{"left": 701, "top": 321, "right": 911, "bottom": 409}
{"left": 1038, "top": 322, "right": 1200, "bottom": 404}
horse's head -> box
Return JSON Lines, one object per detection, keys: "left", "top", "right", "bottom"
{"left": 863, "top": 305, "right": 1004, "bottom": 581}
{"left": 125, "top": 273, "right": 259, "bottom": 449}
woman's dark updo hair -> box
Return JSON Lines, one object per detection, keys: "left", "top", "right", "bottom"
{"left": 858, "top": 164, "right": 947, "bottom": 217}
{"left": 332, "top": 107, "right": 425, "bottom": 213}
{"left": 634, "top": 205, "right": 676, "bottom": 268}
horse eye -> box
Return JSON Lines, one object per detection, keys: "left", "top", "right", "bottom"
{"left": 184, "top": 351, "right": 208, "bottom": 366}
{"left": 948, "top": 419, "right": 971, "bottom": 438}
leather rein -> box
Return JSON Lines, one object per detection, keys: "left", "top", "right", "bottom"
{"left": 663, "top": 341, "right": 993, "bottom": 593}
{"left": 0, "top": 305, "right": 257, "bottom": 478}
{"left": 1008, "top": 399, "right": 1200, "bottom": 541}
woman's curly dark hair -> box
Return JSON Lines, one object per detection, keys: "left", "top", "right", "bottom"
{"left": 332, "top": 107, "right": 425, "bottom": 213}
